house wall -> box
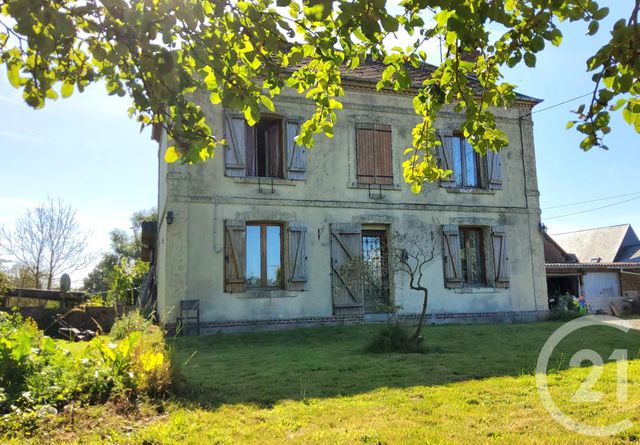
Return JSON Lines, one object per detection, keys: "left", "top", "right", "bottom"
{"left": 156, "top": 87, "right": 548, "bottom": 325}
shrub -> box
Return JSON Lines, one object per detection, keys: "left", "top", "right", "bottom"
{"left": 365, "top": 324, "right": 426, "bottom": 354}
{"left": 0, "top": 310, "right": 172, "bottom": 436}
{"left": 110, "top": 310, "right": 153, "bottom": 340}
{"left": 92, "top": 326, "right": 172, "bottom": 397}
{"left": 0, "top": 312, "right": 45, "bottom": 400}
{"left": 547, "top": 309, "right": 582, "bottom": 322}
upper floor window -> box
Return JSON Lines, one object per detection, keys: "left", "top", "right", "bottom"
{"left": 356, "top": 123, "right": 393, "bottom": 185}
{"left": 223, "top": 113, "right": 307, "bottom": 181}
{"left": 451, "top": 135, "right": 481, "bottom": 188}
{"left": 439, "top": 133, "right": 503, "bottom": 190}
{"left": 247, "top": 117, "right": 283, "bottom": 178}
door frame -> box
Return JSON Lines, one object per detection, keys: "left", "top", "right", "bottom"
{"left": 361, "top": 228, "right": 391, "bottom": 313}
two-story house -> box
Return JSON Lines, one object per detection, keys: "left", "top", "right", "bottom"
{"left": 153, "top": 59, "right": 549, "bottom": 331}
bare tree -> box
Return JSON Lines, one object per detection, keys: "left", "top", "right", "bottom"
{"left": 339, "top": 228, "right": 439, "bottom": 344}
{"left": 0, "top": 198, "right": 93, "bottom": 289}
{"left": 391, "top": 230, "right": 439, "bottom": 342}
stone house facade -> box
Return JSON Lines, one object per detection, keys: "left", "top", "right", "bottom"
{"left": 154, "top": 61, "right": 549, "bottom": 330}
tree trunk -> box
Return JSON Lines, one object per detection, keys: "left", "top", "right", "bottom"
{"left": 411, "top": 287, "right": 428, "bottom": 341}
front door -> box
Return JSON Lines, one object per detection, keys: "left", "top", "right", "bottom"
{"left": 361, "top": 230, "right": 390, "bottom": 313}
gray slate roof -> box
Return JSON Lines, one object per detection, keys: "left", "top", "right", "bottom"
{"left": 296, "top": 57, "right": 541, "bottom": 103}
{"left": 551, "top": 224, "right": 640, "bottom": 263}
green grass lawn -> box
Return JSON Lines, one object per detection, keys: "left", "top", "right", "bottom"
{"left": 14, "top": 321, "right": 640, "bottom": 444}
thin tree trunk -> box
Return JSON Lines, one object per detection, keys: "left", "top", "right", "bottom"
{"left": 411, "top": 287, "right": 428, "bottom": 341}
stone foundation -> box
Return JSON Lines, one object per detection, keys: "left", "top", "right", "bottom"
{"left": 168, "top": 310, "right": 548, "bottom": 335}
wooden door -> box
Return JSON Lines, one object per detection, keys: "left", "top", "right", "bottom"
{"left": 330, "top": 223, "right": 363, "bottom": 316}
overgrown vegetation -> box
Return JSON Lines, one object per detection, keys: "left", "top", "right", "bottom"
{"left": 0, "top": 311, "right": 171, "bottom": 437}
{"left": 3, "top": 320, "right": 640, "bottom": 443}
{"left": 110, "top": 310, "right": 154, "bottom": 340}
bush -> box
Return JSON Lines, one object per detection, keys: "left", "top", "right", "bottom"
{"left": 0, "top": 310, "right": 172, "bottom": 436}
{"left": 92, "top": 325, "right": 172, "bottom": 397}
{"left": 110, "top": 310, "right": 153, "bottom": 340}
{"left": 365, "top": 324, "right": 426, "bottom": 354}
{"left": 547, "top": 309, "right": 582, "bottom": 322}
{"left": 0, "top": 312, "right": 48, "bottom": 402}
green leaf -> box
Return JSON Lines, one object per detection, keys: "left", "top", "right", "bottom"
{"left": 566, "top": 121, "right": 575, "bottom": 129}
{"left": 380, "top": 15, "right": 399, "bottom": 33}
{"left": 244, "top": 105, "right": 259, "bottom": 126}
{"left": 530, "top": 36, "right": 545, "bottom": 52}
{"left": 592, "top": 7, "right": 609, "bottom": 20}
{"left": 61, "top": 82, "right": 74, "bottom": 98}
{"left": 622, "top": 107, "right": 635, "bottom": 125}
{"left": 7, "top": 64, "right": 21, "bottom": 88}
{"left": 260, "top": 95, "right": 275, "bottom": 112}
{"left": 524, "top": 53, "right": 536, "bottom": 68}
{"left": 550, "top": 30, "right": 563, "bottom": 47}
{"left": 587, "top": 21, "right": 599, "bottom": 36}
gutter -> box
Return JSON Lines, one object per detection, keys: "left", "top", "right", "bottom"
{"left": 621, "top": 270, "right": 640, "bottom": 276}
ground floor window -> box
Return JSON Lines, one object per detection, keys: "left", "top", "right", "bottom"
{"left": 459, "top": 227, "right": 486, "bottom": 286}
{"left": 246, "top": 223, "right": 283, "bottom": 288}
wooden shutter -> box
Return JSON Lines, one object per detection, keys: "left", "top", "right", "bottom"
{"left": 224, "top": 113, "right": 247, "bottom": 177}
{"left": 245, "top": 126, "right": 257, "bottom": 176}
{"left": 266, "top": 122, "right": 281, "bottom": 178}
{"left": 491, "top": 225, "right": 510, "bottom": 288}
{"left": 287, "top": 222, "right": 308, "bottom": 290}
{"left": 224, "top": 220, "right": 246, "bottom": 292}
{"left": 374, "top": 124, "right": 393, "bottom": 185}
{"left": 442, "top": 224, "right": 462, "bottom": 288}
{"left": 357, "top": 124, "right": 393, "bottom": 185}
{"left": 330, "top": 223, "right": 363, "bottom": 315}
{"left": 438, "top": 133, "right": 456, "bottom": 187}
{"left": 356, "top": 124, "right": 375, "bottom": 184}
{"left": 286, "top": 120, "right": 307, "bottom": 180}
{"left": 487, "top": 149, "right": 503, "bottom": 190}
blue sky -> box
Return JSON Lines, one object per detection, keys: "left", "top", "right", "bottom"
{"left": 502, "top": 1, "right": 639, "bottom": 235}
{"left": 0, "top": 1, "right": 638, "bottom": 284}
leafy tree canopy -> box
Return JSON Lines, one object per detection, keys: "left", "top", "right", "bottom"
{"left": 1, "top": 0, "right": 638, "bottom": 192}
{"left": 83, "top": 208, "right": 155, "bottom": 301}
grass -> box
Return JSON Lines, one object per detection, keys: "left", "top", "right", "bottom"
{"left": 8, "top": 321, "right": 640, "bottom": 444}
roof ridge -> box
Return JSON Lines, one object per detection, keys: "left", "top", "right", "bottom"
{"left": 551, "top": 223, "right": 630, "bottom": 236}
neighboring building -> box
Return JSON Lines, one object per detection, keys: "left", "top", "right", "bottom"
{"left": 154, "top": 59, "right": 549, "bottom": 331}
{"left": 545, "top": 224, "right": 640, "bottom": 313}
